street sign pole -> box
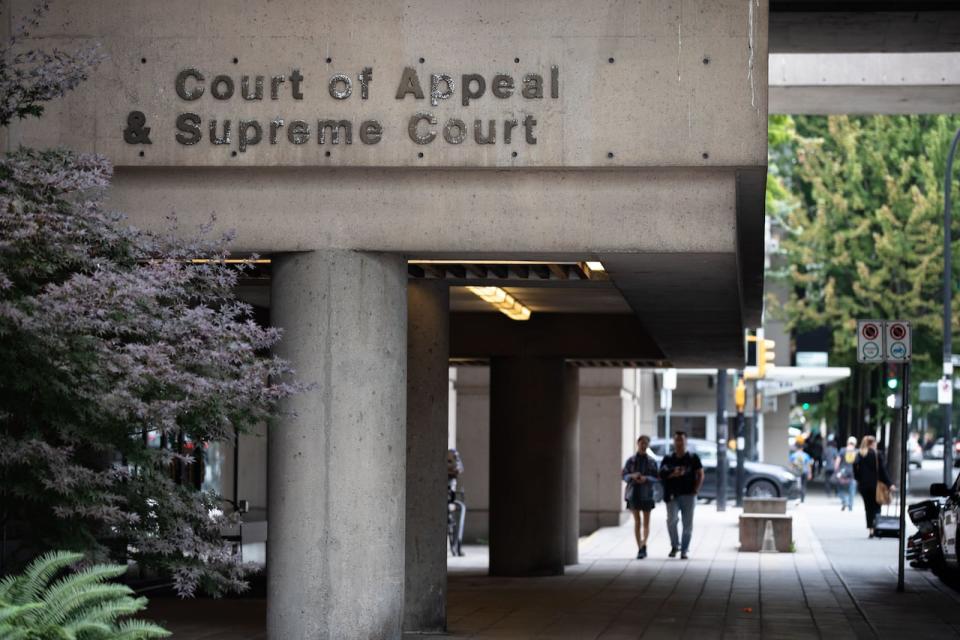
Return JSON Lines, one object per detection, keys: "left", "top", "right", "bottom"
{"left": 943, "top": 127, "right": 960, "bottom": 486}
{"left": 716, "top": 369, "right": 728, "bottom": 512}
{"left": 897, "top": 362, "right": 910, "bottom": 593}
{"left": 858, "top": 318, "right": 912, "bottom": 593}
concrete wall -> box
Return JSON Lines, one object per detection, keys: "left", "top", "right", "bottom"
{"left": 5, "top": 0, "right": 767, "bottom": 171}
{"left": 454, "top": 366, "right": 645, "bottom": 541}
{"left": 454, "top": 367, "right": 491, "bottom": 542}
{"left": 579, "top": 369, "right": 631, "bottom": 534}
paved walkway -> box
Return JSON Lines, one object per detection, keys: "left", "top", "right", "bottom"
{"left": 145, "top": 491, "right": 960, "bottom": 638}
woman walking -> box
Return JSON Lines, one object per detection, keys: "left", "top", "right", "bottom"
{"left": 622, "top": 435, "right": 659, "bottom": 559}
{"left": 852, "top": 436, "right": 895, "bottom": 537}
{"left": 834, "top": 436, "right": 858, "bottom": 511}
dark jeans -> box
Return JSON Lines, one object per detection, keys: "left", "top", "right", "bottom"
{"left": 859, "top": 485, "right": 879, "bottom": 529}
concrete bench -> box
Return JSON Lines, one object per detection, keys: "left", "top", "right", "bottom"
{"left": 739, "top": 514, "right": 792, "bottom": 552}
{"left": 743, "top": 497, "right": 788, "bottom": 514}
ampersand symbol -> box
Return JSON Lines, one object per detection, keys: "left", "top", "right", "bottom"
{"left": 123, "top": 110, "right": 152, "bottom": 144}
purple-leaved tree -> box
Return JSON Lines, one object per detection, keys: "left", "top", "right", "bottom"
{"left": 0, "top": 3, "right": 298, "bottom": 596}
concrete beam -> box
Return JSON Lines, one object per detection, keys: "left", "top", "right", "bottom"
{"left": 770, "top": 53, "right": 960, "bottom": 114}
{"left": 449, "top": 313, "right": 665, "bottom": 362}
{"left": 770, "top": 10, "right": 960, "bottom": 53}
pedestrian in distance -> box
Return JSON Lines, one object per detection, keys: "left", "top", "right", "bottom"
{"left": 822, "top": 437, "right": 839, "bottom": 496}
{"left": 834, "top": 436, "right": 858, "bottom": 511}
{"left": 789, "top": 442, "right": 813, "bottom": 503}
{"left": 622, "top": 435, "right": 659, "bottom": 559}
{"left": 658, "top": 431, "right": 704, "bottom": 560}
{"left": 853, "top": 435, "right": 895, "bottom": 538}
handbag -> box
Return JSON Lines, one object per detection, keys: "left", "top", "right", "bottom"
{"left": 874, "top": 452, "right": 892, "bottom": 505}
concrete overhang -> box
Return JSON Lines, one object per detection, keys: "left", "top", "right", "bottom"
{"left": 770, "top": 52, "right": 960, "bottom": 114}
{"left": 5, "top": 0, "right": 769, "bottom": 370}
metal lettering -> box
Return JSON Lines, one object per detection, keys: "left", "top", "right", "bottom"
{"left": 474, "top": 119, "right": 495, "bottom": 144}
{"left": 491, "top": 74, "right": 514, "bottom": 98}
{"left": 551, "top": 65, "right": 559, "bottom": 99}
{"left": 522, "top": 74, "right": 543, "bottom": 99}
{"left": 430, "top": 73, "right": 454, "bottom": 107}
{"left": 318, "top": 119, "right": 352, "bottom": 144}
{"left": 123, "top": 111, "right": 151, "bottom": 144}
{"left": 443, "top": 118, "right": 466, "bottom": 144}
{"left": 461, "top": 74, "right": 485, "bottom": 106}
{"left": 328, "top": 74, "right": 352, "bottom": 100}
{"left": 208, "top": 119, "right": 231, "bottom": 145}
{"left": 270, "top": 75, "right": 286, "bottom": 100}
{"left": 290, "top": 68, "right": 304, "bottom": 99}
{"left": 359, "top": 120, "right": 383, "bottom": 144}
{"left": 175, "top": 68, "right": 205, "bottom": 101}
{"left": 238, "top": 120, "right": 262, "bottom": 152}
{"left": 175, "top": 112, "right": 201, "bottom": 145}
{"left": 408, "top": 112, "right": 436, "bottom": 144}
{"left": 269, "top": 119, "right": 284, "bottom": 144}
{"left": 241, "top": 75, "right": 264, "bottom": 100}
{"left": 210, "top": 75, "right": 235, "bottom": 100}
{"left": 503, "top": 119, "right": 518, "bottom": 144}
{"left": 287, "top": 120, "right": 310, "bottom": 144}
{"left": 358, "top": 67, "right": 373, "bottom": 100}
{"left": 396, "top": 66, "right": 425, "bottom": 99}
{"left": 523, "top": 115, "right": 537, "bottom": 144}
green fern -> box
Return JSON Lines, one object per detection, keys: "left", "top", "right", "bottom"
{"left": 0, "top": 551, "right": 170, "bottom": 640}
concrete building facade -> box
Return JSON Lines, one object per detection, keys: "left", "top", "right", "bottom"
{"left": 4, "top": 1, "right": 770, "bottom": 637}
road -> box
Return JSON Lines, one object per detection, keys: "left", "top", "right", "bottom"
{"left": 908, "top": 458, "right": 959, "bottom": 497}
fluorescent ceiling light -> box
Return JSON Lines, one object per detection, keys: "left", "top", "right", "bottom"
{"left": 585, "top": 261, "right": 605, "bottom": 271}
{"left": 409, "top": 259, "right": 576, "bottom": 265}
{"left": 189, "top": 259, "right": 272, "bottom": 264}
{"left": 466, "top": 286, "right": 532, "bottom": 321}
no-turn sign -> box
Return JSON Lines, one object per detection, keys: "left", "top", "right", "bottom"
{"left": 857, "top": 320, "right": 884, "bottom": 363}
{"left": 885, "top": 321, "right": 911, "bottom": 363}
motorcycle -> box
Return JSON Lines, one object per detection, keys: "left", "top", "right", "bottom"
{"left": 907, "top": 498, "right": 943, "bottom": 570}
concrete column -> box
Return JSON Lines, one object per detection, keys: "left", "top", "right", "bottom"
{"left": 403, "top": 281, "right": 449, "bottom": 633}
{"left": 562, "top": 364, "right": 580, "bottom": 565}
{"left": 267, "top": 250, "right": 407, "bottom": 640}
{"left": 489, "top": 356, "right": 569, "bottom": 577}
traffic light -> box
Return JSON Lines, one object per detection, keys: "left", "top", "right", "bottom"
{"left": 801, "top": 401, "right": 811, "bottom": 411}
{"left": 886, "top": 363, "right": 899, "bottom": 390}
{"left": 758, "top": 337, "right": 776, "bottom": 378}
{"left": 735, "top": 378, "right": 746, "bottom": 413}
{"left": 744, "top": 332, "right": 776, "bottom": 379}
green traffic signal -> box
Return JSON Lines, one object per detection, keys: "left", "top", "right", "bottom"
{"left": 887, "top": 377, "right": 898, "bottom": 390}
{"left": 802, "top": 402, "right": 810, "bottom": 410}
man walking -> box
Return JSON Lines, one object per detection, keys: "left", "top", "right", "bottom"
{"left": 659, "top": 431, "right": 704, "bottom": 559}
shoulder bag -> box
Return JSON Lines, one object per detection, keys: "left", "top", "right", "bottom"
{"left": 875, "top": 452, "right": 891, "bottom": 505}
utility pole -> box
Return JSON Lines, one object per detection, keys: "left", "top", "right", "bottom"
{"left": 716, "top": 369, "right": 728, "bottom": 512}
{"left": 943, "top": 128, "right": 960, "bottom": 485}
{"left": 735, "top": 376, "right": 747, "bottom": 507}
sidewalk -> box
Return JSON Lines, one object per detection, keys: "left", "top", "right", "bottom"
{"left": 444, "top": 492, "right": 960, "bottom": 639}
{"left": 144, "top": 491, "right": 960, "bottom": 638}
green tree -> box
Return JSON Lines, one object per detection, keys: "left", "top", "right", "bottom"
{"left": 769, "top": 115, "right": 960, "bottom": 410}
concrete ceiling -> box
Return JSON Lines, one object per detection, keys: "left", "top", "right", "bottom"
{"left": 769, "top": 3, "right": 960, "bottom": 53}
{"left": 450, "top": 285, "right": 631, "bottom": 315}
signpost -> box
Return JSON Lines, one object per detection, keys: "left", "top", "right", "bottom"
{"left": 857, "top": 318, "right": 912, "bottom": 593}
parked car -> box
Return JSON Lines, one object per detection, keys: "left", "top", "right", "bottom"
{"left": 928, "top": 479, "right": 960, "bottom": 588}
{"left": 928, "top": 438, "right": 945, "bottom": 460}
{"left": 648, "top": 438, "right": 798, "bottom": 501}
{"left": 907, "top": 498, "right": 944, "bottom": 570}
{"left": 909, "top": 437, "right": 924, "bottom": 469}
